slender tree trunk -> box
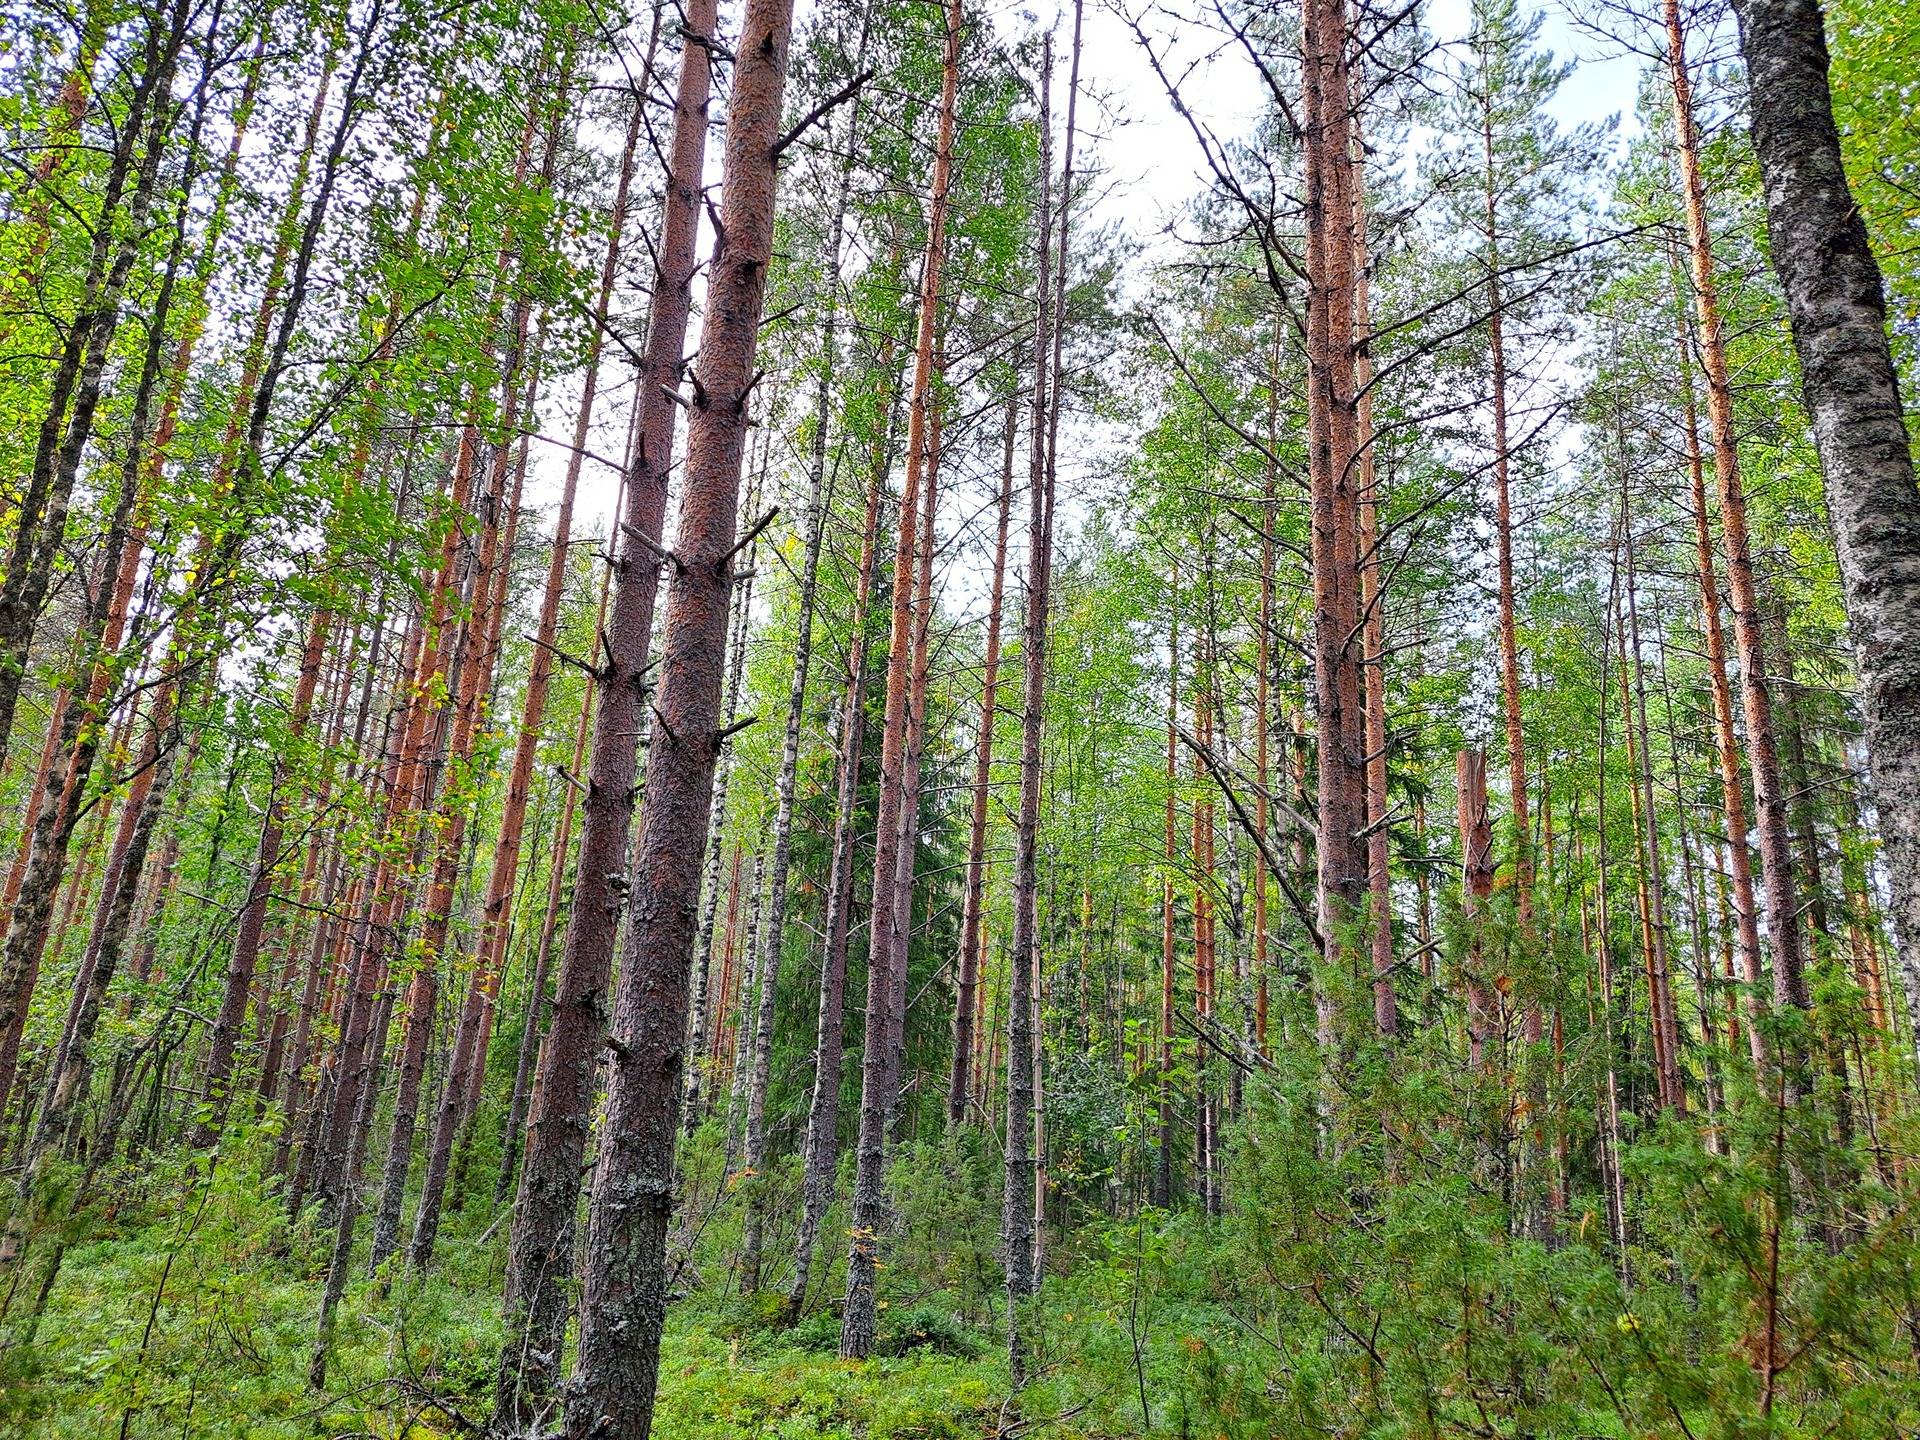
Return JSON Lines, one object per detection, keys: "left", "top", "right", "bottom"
{"left": 496, "top": 460, "right": 618, "bottom": 1204}
{"left": 1477, "top": 85, "right": 1547, "bottom": 1218}
{"left": 738, "top": 30, "right": 868, "bottom": 1282}
{"left": 880, "top": 353, "right": 942, "bottom": 1148}
{"left": 1028, "top": 0, "right": 1081, "bottom": 1257}
{"left": 1674, "top": 282, "right": 1769, "bottom": 1073}
{"left": 411, "top": 68, "right": 645, "bottom": 1272}
{"left": 1002, "top": 34, "right": 1052, "bottom": 1390}
{"left": 1254, "top": 335, "right": 1277, "bottom": 1058}
{"left": 566, "top": 0, "right": 799, "bottom": 1421}
{"left": 1353, "top": 136, "right": 1396, "bottom": 1042}
{"left": 1155, "top": 586, "right": 1177, "bottom": 1209}
{"left": 0, "top": 0, "right": 191, "bottom": 766}
{"left": 684, "top": 492, "right": 760, "bottom": 1133}
{"left": 838, "top": 0, "right": 962, "bottom": 1360}
{"left": 1618, "top": 469, "right": 1687, "bottom": 1113}
{"left": 726, "top": 844, "right": 769, "bottom": 1142}
{"left": 1665, "top": 0, "right": 1807, "bottom": 1019}
{"left": 786, "top": 331, "right": 897, "bottom": 1323}
{"left": 709, "top": 845, "right": 747, "bottom": 1116}
{"left": 191, "top": 52, "right": 390, "bottom": 1145}
{"left": 1481, "top": 85, "right": 1533, "bottom": 949}
{"left": 950, "top": 404, "right": 1015, "bottom": 1123}
{"left": 1192, "top": 630, "right": 1218, "bottom": 1210}
{"left": 113, "top": 15, "right": 378, "bottom": 1201}
{"left": 1661, "top": 659, "right": 1729, "bottom": 1148}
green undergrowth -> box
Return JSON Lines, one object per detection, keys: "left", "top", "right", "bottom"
{"left": 7, "top": 1105, "right": 1920, "bottom": 1438}
{"left": 0, "top": 1134, "right": 1067, "bottom": 1439}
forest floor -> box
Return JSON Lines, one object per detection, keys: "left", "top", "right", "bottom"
{"left": 0, "top": 1133, "right": 1166, "bottom": 1439}
{"left": 8, "top": 1108, "right": 1886, "bottom": 1438}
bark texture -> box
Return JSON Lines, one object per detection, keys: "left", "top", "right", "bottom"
{"left": 838, "top": 0, "right": 961, "bottom": 1359}
{"left": 565, "top": 0, "right": 797, "bottom": 1425}
{"left": 493, "top": 6, "right": 713, "bottom": 1425}
{"left": 1002, "top": 35, "right": 1051, "bottom": 1390}
{"left": 1726, "top": 0, "right": 1920, "bottom": 1040}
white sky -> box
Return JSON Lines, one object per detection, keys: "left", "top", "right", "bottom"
{"left": 522, "top": 0, "right": 1651, "bottom": 589}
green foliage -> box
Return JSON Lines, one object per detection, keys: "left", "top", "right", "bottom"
{"left": 877, "top": 1304, "right": 979, "bottom": 1359}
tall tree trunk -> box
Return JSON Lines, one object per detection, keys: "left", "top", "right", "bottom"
{"left": 1665, "top": 0, "right": 1807, "bottom": 1020}
{"left": 738, "top": 25, "right": 869, "bottom": 1283}
{"left": 1618, "top": 467, "right": 1686, "bottom": 1113}
{"left": 1254, "top": 333, "right": 1278, "bottom": 1058}
{"left": 786, "top": 330, "right": 898, "bottom": 1323}
{"left": 684, "top": 488, "right": 760, "bottom": 1132}
{"left": 493, "top": 1, "right": 714, "bottom": 1421}
{"left": 1155, "top": 584, "right": 1177, "bottom": 1209}
{"left": 1353, "top": 134, "right": 1396, "bottom": 1042}
{"left": 1674, "top": 279, "right": 1769, "bottom": 1074}
{"left": 1302, "top": 0, "right": 1372, "bottom": 1038}
{"left": 1001, "top": 33, "right": 1052, "bottom": 1390}
{"left": 1660, "top": 653, "right": 1730, "bottom": 1147}
{"left": 1725, "top": 0, "right": 1920, "bottom": 1038}
{"left": 950, "top": 403, "right": 1015, "bottom": 1123}
{"left": 880, "top": 354, "right": 942, "bottom": 1149}
{"left": 1192, "top": 625, "right": 1218, "bottom": 1210}
{"left": 411, "top": 64, "right": 647, "bottom": 1271}
{"left": 566, "top": 0, "right": 799, "bottom": 1420}
{"left": 1480, "top": 82, "right": 1532, "bottom": 949}
{"left": 1476, "top": 80, "right": 1543, "bottom": 1216}
{"left": 838, "top": 0, "right": 961, "bottom": 1361}
{"left": 496, "top": 422, "right": 626, "bottom": 1208}
{"left": 0, "top": 0, "right": 191, "bottom": 766}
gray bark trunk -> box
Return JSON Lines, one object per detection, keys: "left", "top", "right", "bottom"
{"left": 1726, "top": 0, "right": 1920, "bottom": 1049}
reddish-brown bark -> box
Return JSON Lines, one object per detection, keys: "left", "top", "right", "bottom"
{"left": 1674, "top": 283, "right": 1769, "bottom": 1073}
{"left": 494, "top": 5, "right": 715, "bottom": 1421}
{"left": 411, "top": 72, "right": 649, "bottom": 1271}
{"left": 1665, "top": 0, "right": 1807, "bottom": 1019}
{"left": 1302, "top": 0, "right": 1374, "bottom": 1035}
{"left": 787, "top": 326, "right": 898, "bottom": 1321}
{"left": 840, "top": 0, "right": 961, "bottom": 1360}
{"left": 950, "top": 404, "right": 1016, "bottom": 1124}
{"left": 565, "top": 0, "right": 800, "bottom": 1418}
